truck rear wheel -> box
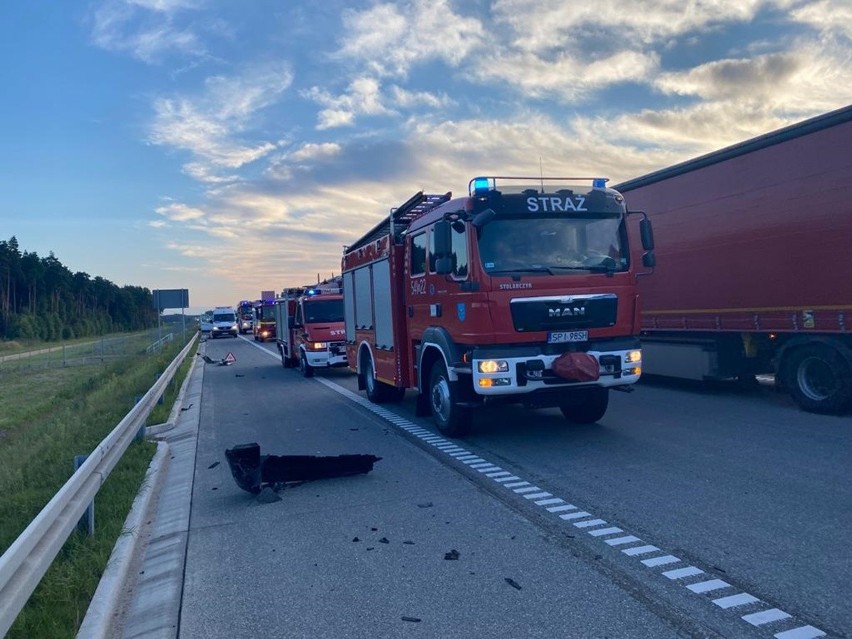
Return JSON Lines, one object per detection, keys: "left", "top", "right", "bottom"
{"left": 299, "top": 351, "right": 314, "bottom": 378}
{"left": 560, "top": 388, "right": 609, "bottom": 424}
{"left": 429, "top": 361, "right": 472, "bottom": 437}
{"left": 783, "top": 344, "right": 852, "bottom": 414}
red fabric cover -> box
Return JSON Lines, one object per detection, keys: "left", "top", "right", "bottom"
{"left": 552, "top": 352, "right": 600, "bottom": 381}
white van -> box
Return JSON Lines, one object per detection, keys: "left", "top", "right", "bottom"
{"left": 210, "top": 307, "right": 238, "bottom": 339}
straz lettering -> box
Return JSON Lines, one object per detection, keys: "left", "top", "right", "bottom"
{"left": 548, "top": 306, "right": 585, "bottom": 317}
{"left": 499, "top": 282, "right": 533, "bottom": 290}
{"left": 410, "top": 278, "right": 427, "bottom": 295}
{"left": 526, "top": 196, "right": 587, "bottom": 213}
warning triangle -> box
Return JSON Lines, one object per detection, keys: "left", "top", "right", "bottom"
{"left": 223, "top": 352, "right": 237, "bottom": 364}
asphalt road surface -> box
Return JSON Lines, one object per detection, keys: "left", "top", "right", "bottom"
{"left": 124, "top": 335, "right": 850, "bottom": 639}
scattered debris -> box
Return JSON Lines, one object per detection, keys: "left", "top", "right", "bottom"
{"left": 417, "top": 502, "right": 433, "bottom": 508}
{"left": 198, "top": 353, "right": 235, "bottom": 366}
{"left": 352, "top": 537, "right": 360, "bottom": 542}
{"left": 401, "top": 617, "right": 421, "bottom": 623}
{"left": 208, "top": 461, "right": 220, "bottom": 469}
{"left": 180, "top": 404, "right": 193, "bottom": 412}
{"left": 403, "top": 541, "right": 415, "bottom": 545}
{"left": 444, "top": 549, "right": 460, "bottom": 560}
{"left": 235, "top": 374, "right": 244, "bottom": 377}
{"left": 256, "top": 486, "right": 282, "bottom": 504}
{"left": 224, "top": 442, "right": 382, "bottom": 495}
{"left": 505, "top": 578, "right": 522, "bottom": 590}
{"left": 379, "top": 537, "right": 390, "bottom": 544}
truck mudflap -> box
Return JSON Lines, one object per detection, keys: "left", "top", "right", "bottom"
{"left": 467, "top": 345, "right": 642, "bottom": 396}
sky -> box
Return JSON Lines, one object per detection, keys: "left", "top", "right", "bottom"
{"left": 1, "top": 0, "right": 851, "bottom": 313}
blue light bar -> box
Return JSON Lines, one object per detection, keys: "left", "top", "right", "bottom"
{"left": 592, "top": 178, "right": 608, "bottom": 189}
{"left": 472, "top": 177, "right": 492, "bottom": 195}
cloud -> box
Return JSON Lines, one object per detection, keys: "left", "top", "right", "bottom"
{"left": 492, "top": 0, "right": 769, "bottom": 53}
{"left": 389, "top": 86, "right": 453, "bottom": 109}
{"left": 149, "top": 63, "right": 293, "bottom": 172}
{"left": 89, "top": 0, "right": 206, "bottom": 63}
{"left": 336, "top": 0, "right": 485, "bottom": 77}
{"left": 472, "top": 49, "right": 660, "bottom": 102}
{"left": 653, "top": 45, "right": 852, "bottom": 114}
{"left": 155, "top": 201, "right": 206, "bottom": 222}
{"left": 790, "top": 0, "right": 852, "bottom": 39}
{"left": 305, "top": 76, "right": 397, "bottom": 129}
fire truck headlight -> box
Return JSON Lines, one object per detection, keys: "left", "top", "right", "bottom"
{"left": 478, "top": 360, "right": 508, "bottom": 374}
{"left": 625, "top": 350, "right": 641, "bottom": 363}
{"left": 478, "top": 377, "right": 511, "bottom": 387}
{"left": 308, "top": 342, "right": 328, "bottom": 351}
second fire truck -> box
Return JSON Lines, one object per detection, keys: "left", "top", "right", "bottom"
{"left": 274, "top": 279, "right": 348, "bottom": 377}
{"left": 341, "top": 176, "right": 656, "bottom": 436}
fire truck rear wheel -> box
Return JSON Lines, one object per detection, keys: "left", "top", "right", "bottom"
{"left": 559, "top": 388, "right": 609, "bottom": 424}
{"left": 299, "top": 352, "right": 314, "bottom": 378}
{"left": 429, "top": 361, "right": 471, "bottom": 437}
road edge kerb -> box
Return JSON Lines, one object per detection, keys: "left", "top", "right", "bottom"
{"left": 77, "top": 340, "right": 201, "bottom": 639}
{"left": 77, "top": 441, "right": 171, "bottom": 639}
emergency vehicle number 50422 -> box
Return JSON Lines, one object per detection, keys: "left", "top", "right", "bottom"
{"left": 547, "top": 330, "right": 588, "bottom": 344}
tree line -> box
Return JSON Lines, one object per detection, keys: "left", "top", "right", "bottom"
{"left": 0, "top": 236, "right": 158, "bottom": 341}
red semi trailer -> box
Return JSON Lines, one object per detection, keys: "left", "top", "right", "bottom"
{"left": 614, "top": 105, "right": 852, "bottom": 414}
{"left": 341, "top": 176, "right": 656, "bottom": 436}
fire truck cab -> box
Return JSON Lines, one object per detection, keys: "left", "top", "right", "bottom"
{"left": 342, "top": 176, "right": 655, "bottom": 436}
{"left": 274, "top": 280, "right": 348, "bottom": 377}
{"left": 253, "top": 299, "right": 276, "bottom": 342}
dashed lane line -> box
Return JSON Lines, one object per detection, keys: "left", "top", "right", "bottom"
{"left": 301, "top": 375, "right": 829, "bottom": 639}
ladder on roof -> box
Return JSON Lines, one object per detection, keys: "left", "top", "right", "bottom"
{"left": 347, "top": 191, "right": 452, "bottom": 252}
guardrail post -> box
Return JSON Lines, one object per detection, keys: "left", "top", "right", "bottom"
{"left": 73, "top": 455, "right": 95, "bottom": 536}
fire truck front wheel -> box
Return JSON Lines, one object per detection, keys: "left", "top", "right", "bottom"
{"left": 299, "top": 352, "right": 314, "bottom": 378}
{"left": 559, "top": 387, "right": 609, "bottom": 424}
{"left": 429, "top": 361, "right": 472, "bottom": 437}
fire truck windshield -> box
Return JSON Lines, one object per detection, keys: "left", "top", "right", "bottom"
{"left": 478, "top": 217, "right": 627, "bottom": 274}
{"left": 304, "top": 299, "right": 344, "bottom": 323}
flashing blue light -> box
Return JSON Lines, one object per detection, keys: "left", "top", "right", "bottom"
{"left": 472, "top": 177, "right": 491, "bottom": 194}
{"left": 593, "top": 178, "right": 608, "bottom": 189}
{"left": 307, "top": 289, "right": 318, "bottom": 295}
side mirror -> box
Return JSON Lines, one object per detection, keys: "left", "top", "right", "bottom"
{"left": 640, "top": 218, "right": 655, "bottom": 251}
{"left": 435, "top": 257, "right": 453, "bottom": 274}
{"left": 433, "top": 220, "right": 452, "bottom": 256}
{"left": 472, "top": 208, "right": 495, "bottom": 229}
{"left": 642, "top": 251, "right": 656, "bottom": 268}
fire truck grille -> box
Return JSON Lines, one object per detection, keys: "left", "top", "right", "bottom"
{"left": 510, "top": 294, "right": 617, "bottom": 332}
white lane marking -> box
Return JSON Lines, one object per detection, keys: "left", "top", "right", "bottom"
{"left": 605, "top": 535, "right": 640, "bottom": 546}
{"left": 535, "top": 498, "right": 564, "bottom": 506}
{"left": 313, "top": 376, "right": 828, "bottom": 639}
{"left": 713, "top": 593, "right": 760, "bottom": 609}
{"left": 470, "top": 462, "right": 497, "bottom": 469}
{"left": 546, "top": 504, "right": 577, "bottom": 513}
{"left": 589, "top": 527, "right": 623, "bottom": 537}
{"left": 559, "top": 511, "right": 591, "bottom": 521}
{"left": 742, "top": 609, "right": 791, "bottom": 626}
{"left": 641, "top": 555, "right": 680, "bottom": 567}
{"left": 514, "top": 486, "right": 543, "bottom": 494}
{"left": 523, "top": 492, "right": 552, "bottom": 500}
{"left": 687, "top": 579, "right": 731, "bottom": 594}
{"left": 662, "top": 566, "right": 704, "bottom": 580}
{"left": 622, "top": 545, "right": 658, "bottom": 556}
{"left": 774, "top": 627, "right": 826, "bottom": 639}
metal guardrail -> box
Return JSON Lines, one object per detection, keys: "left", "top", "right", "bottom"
{"left": 146, "top": 332, "right": 174, "bottom": 354}
{"left": 0, "top": 333, "right": 198, "bottom": 637}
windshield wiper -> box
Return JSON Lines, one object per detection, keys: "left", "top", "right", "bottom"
{"left": 487, "top": 266, "right": 554, "bottom": 275}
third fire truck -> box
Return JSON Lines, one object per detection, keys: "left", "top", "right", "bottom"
{"left": 274, "top": 279, "right": 348, "bottom": 377}
{"left": 341, "top": 176, "right": 656, "bottom": 436}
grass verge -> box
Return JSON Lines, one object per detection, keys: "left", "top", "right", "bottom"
{"left": 0, "top": 335, "right": 198, "bottom": 639}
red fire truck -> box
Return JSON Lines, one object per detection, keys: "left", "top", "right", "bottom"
{"left": 341, "top": 176, "right": 656, "bottom": 436}
{"left": 253, "top": 299, "right": 276, "bottom": 342}
{"left": 274, "top": 279, "right": 348, "bottom": 376}
{"left": 236, "top": 300, "right": 254, "bottom": 334}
